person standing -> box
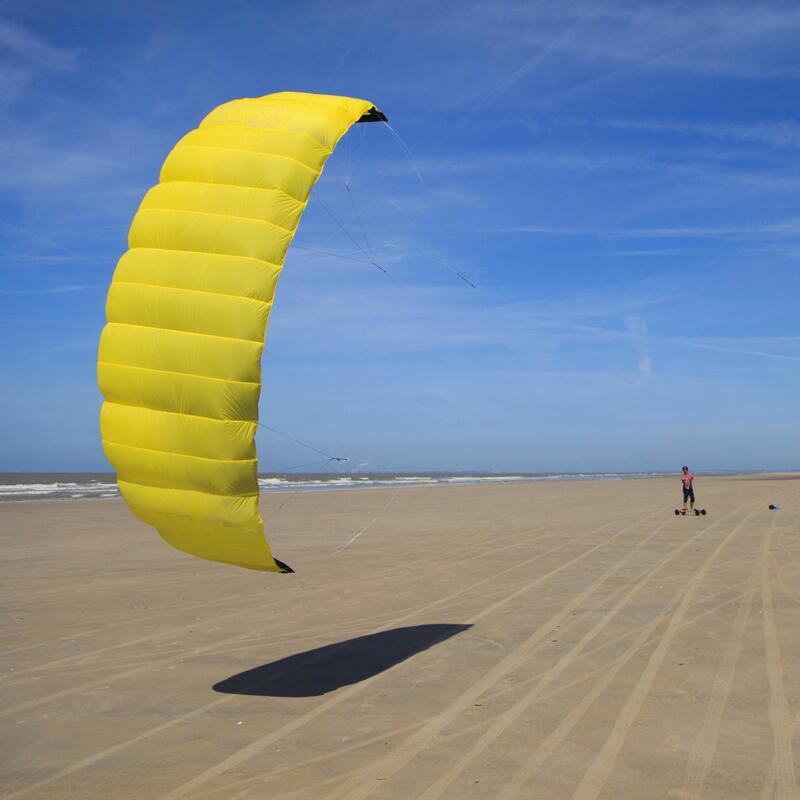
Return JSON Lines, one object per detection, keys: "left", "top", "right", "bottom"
{"left": 680, "top": 466, "right": 695, "bottom": 512}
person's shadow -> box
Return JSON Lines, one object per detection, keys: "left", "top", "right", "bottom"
{"left": 213, "top": 623, "right": 471, "bottom": 697}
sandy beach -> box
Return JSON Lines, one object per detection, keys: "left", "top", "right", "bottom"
{"left": 1, "top": 474, "right": 799, "bottom": 799}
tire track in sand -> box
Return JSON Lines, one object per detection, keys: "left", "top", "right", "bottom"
{"left": 11, "top": 481, "right": 615, "bottom": 666}
{"left": 757, "top": 515, "right": 798, "bottom": 800}
{"left": 194, "top": 510, "right": 759, "bottom": 800}
{"left": 190, "top": 576, "right": 758, "bottom": 800}
{"left": 158, "top": 510, "right": 662, "bottom": 800}
{"left": 188, "top": 556, "right": 758, "bottom": 800}
{"left": 421, "top": 502, "right": 749, "bottom": 800}
{"left": 1, "top": 499, "right": 627, "bottom": 716}
{"left": 7, "top": 584, "right": 567, "bottom": 691}
{"left": 678, "top": 571, "right": 757, "bottom": 798}
{"left": 309, "top": 514, "right": 674, "bottom": 800}
{"left": 521, "top": 572, "right": 757, "bottom": 800}
{"left": 1, "top": 503, "right": 578, "bottom": 679}
{"left": 568, "top": 505, "right": 762, "bottom": 800}
{"left": 762, "top": 695, "right": 800, "bottom": 798}
{"left": 773, "top": 546, "right": 800, "bottom": 606}
{"left": 2, "top": 511, "right": 644, "bottom": 800}
{"left": 0, "top": 503, "right": 587, "bottom": 693}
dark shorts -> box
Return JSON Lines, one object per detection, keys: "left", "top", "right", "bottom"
{"left": 683, "top": 487, "right": 695, "bottom": 502}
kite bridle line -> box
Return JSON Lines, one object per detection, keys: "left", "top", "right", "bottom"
{"left": 310, "top": 193, "right": 387, "bottom": 273}
{"left": 292, "top": 243, "right": 378, "bottom": 267}
{"left": 270, "top": 455, "right": 345, "bottom": 517}
{"left": 255, "top": 424, "right": 350, "bottom": 520}
{"left": 301, "top": 119, "right": 476, "bottom": 287}
{"left": 256, "top": 421, "right": 348, "bottom": 463}
{"left": 256, "top": 113, "right": 475, "bottom": 558}
{"left": 380, "top": 120, "right": 476, "bottom": 289}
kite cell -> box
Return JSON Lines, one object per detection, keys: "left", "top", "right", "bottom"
{"left": 98, "top": 92, "right": 386, "bottom": 572}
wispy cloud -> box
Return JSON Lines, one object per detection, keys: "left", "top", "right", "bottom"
{"left": 625, "top": 316, "right": 652, "bottom": 379}
{"left": 453, "top": 1, "right": 800, "bottom": 83}
{"left": 0, "top": 285, "right": 102, "bottom": 295}
{"left": 362, "top": 144, "right": 800, "bottom": 208}
{"left": 611, "top": 250, "right": 677, "bottom": 257}
{"left": 0, "top": 124, "right": 131, "bottom": 190}
{"left": 46, "top": 336, "right": 100, "bottom": 353}
{"left": 0, "top": 18, "right": 77, "bottom": 70}
{"left": 563, "top": 117, "right": 800, "bottom": 150}
{"left": 460, "top": 13, "right": 590, "bottom": 107}
{"left": 269, "top": 257, "right": 686, "bottom": 364}
{"left": 492, "top": 219, "right": 800, "bottom": 240}
{"left": 679, "top": 339, "right": 800, "bottom": 365}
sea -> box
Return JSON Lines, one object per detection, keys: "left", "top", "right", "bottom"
{"left": 0, "top": 471, "right": 672, "bottom": 502}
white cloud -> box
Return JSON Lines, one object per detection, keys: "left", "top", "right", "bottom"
{"left": 679, "top": 338, "right": 800, "bottom": 365}
{"left": 492, "top": 219, "right": 800, "bottom": 240}
{"left": 0, "top": 18, "right": 77, "bottom": 70}
{"left": 455, "top": 1, "right": 800, "bottom": 80}
{"left": 566, "top": 117, "right": 800, "bottom": 150}
{"left": 0, "top": 285, "right": 102, "bottom": 295}
{"left": 0, "top": 140, "right": 122, "bottom": 188}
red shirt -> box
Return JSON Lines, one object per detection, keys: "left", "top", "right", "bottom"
{"left": 681, "top": 472, "right": 694, "bottom": 488}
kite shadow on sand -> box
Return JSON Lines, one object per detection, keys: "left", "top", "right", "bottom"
{"left": 213, "top": 623, "right": 471, "bottom": 697}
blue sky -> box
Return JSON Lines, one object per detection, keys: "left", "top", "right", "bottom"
{"left": 1, "top": 0, "right": 799, "bottom": 473}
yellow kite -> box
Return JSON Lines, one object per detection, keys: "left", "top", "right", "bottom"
{"left": 98, "top": 92, "right": 386, "bottom": 572}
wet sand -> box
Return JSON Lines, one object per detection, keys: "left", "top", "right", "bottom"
{"left": 1, "top": 475, "right": 799, "bottom": 799}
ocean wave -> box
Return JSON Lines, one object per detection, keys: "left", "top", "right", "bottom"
{"left": 0, "top": 478, "right": 120, "bottom": 501}
{"left": 0, "top": 471, "right": 669, "bottom": 502}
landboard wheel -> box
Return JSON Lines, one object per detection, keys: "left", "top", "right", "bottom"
{"left": 701, "top": 509, "right": 706, "bottom": 515}
{"left": 674, "top": 509, "right": 680, "bottom": 515}
{"left": 694, "top": 509, "right": 700, "bottom": 516}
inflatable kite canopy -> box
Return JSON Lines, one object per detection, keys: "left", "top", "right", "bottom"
{"left": 98, "top": 92, "right": 386, "bottom": 572}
